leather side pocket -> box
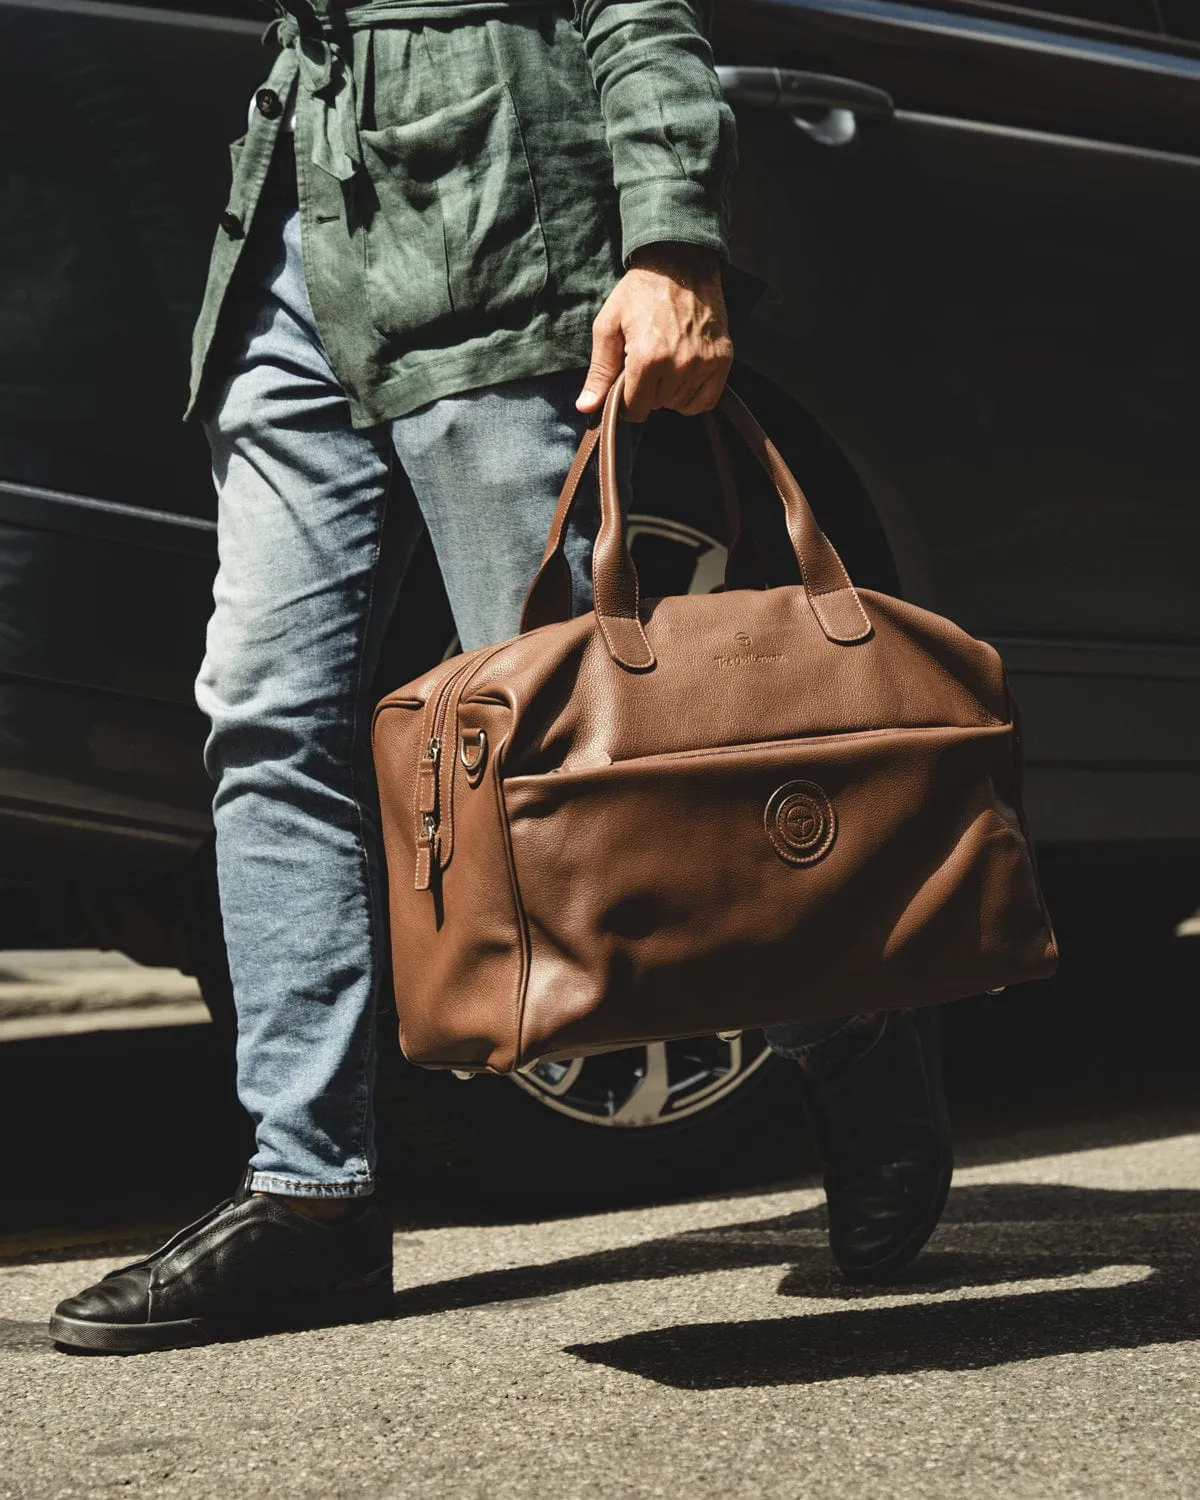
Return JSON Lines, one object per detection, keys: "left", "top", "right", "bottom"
{"left": 358, "top": 82, "right": 549, "bottom": 342}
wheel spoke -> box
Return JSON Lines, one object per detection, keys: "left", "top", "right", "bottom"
{"left": 519, "top": 1056, "right": 584, "bottom": 1097}
{"left": 609, "top": 1043, "right": 672, "bottom": 1126}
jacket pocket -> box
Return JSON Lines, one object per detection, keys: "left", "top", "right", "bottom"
{"left": 358, "top": 82, "right": 549, "bottom": 342}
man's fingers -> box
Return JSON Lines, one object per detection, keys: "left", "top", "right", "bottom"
{"left": 621, "top": 358, "right": 666, "bottom": 423}
{"left": 670, "top": 369, "right": 713, "bottom": 416}
{"left": 576, "top": 313, "right": 626, "bottom": 413}
{"left": 676, "top": 364, "right": 730, "bottom": 417}
{"left": 659, "top": 349, "right": 730, "bottom": 416}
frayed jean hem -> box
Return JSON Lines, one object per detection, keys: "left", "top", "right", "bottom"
{"left": 250, "top": 1173, "right": 375, "bottom": 1200}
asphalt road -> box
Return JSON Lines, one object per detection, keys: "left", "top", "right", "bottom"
{"left": 3, "top": 1108, "right": 1200, "bottom": 1500}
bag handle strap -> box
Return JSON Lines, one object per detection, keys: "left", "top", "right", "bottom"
{"left": 519, "top": 374, "right": 871, "bottom": 665}
{"left": 518, "top": 422, "right": 602, "bottom": 635}
{"left": 519, "top": 400, "right": 750, "bottom": 638}
{"left": 715, "top": 385, "right": 872, "bottom": 643}
{"left": 591, "top": 373, "right": 657, "bottom": 668}
{"left": 517, "top": 376, "right": 654, "bottom": 668}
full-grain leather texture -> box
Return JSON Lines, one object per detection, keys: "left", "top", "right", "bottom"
{"left": 372, "top": 379, "right": 1057, "bottom": 1072}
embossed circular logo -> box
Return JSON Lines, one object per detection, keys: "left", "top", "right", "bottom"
{"left": 765, "top": 780, "right": 836, "bottom": 865}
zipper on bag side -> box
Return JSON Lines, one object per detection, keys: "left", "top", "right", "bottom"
{"left": 414, "top": 657, "right": 476, "bottom": 891}
{"left": 414, "top": 641, "right": 509, "bottom": 892}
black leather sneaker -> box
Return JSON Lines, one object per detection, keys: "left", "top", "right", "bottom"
{"left": 799, "top": 1007, "right": 953, "bottom": 1283}
{"left": 48, "top": 1172, "right": 394, "bottom": 1354}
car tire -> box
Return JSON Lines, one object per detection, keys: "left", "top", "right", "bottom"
{"left": 372, "top": 1010, "right": 812, "bottom": 1199}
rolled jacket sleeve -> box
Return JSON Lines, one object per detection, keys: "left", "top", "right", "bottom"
{"left": 574, "top": 0, "right": 736, "bottom": 265}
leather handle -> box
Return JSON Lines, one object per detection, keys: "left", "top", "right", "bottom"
{"left": 519, "top": 376, "right": 654, "bottom": 669}
{"left": 591, "top": 373, "right": 655, "bottom": 668}
{"left": 715, "top": 386, "right": 872, "bottom": 643}
{"left": 518, "top": 374, "right": 870, "bottom": 658}
{"left": 518, "top": 423, "right": 601, "bottom": 635}
{"left": 520, "top": 398, "right": 750, "bottom": 635}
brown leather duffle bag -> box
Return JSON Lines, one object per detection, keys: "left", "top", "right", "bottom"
{"left": 372, "top": 376, "right": 1057, "bottom": 1073}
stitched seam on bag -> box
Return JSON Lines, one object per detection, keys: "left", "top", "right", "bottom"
{"left": 659, "top": 722, "right": 1010, "bottom": 761}
{"left": 440, "top": 641, "right": 514, "bottom": 724}
{"left": 808, "top": 586, "right": 872, "bottom": 642}
{"left": 437, "top": 641, "right": 512, "bottom": 872}
{"left": 494, "top": 738, "right": 532, "bottom": 1073}
{"left": 372, "top": 701, "right": 423, "bottom": 868}
{"left": 407, "top": 650, "right": 489, "bottom": 877}
{"left": 500, "top": 722, "right": 1013, "bottom": 789}
{"left": 413, "top": 658, "right": 469, "bottom": 843}
{"left": 756, "top": 430, "right": 859, "bottom": 603}
{"left": 434, "top": 641, "right": 514, "bottom": 874}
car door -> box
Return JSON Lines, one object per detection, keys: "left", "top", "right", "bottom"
{"left": 0, "top": 0, "right": 266, "bottom": 877}
{"left": 714, "top": 0, "right": 1200, "bottom": 844}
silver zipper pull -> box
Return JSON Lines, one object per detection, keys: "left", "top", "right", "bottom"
{"left": 418, "top": 737, "right": 441, "bottom": 818}
{"left": 415, "top": 737, "right": 443, "bottom": 892}
{"left": 415, "top": 811, "right": 439, "bottom": 892}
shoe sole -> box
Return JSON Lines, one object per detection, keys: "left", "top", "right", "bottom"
{"left": 49, "top": 1276, "right": 394, "bottom": 1355}
{"left": 48, "top": 1312, "right": 213, "bottom": 1355}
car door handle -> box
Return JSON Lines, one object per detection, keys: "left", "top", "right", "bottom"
{"left": 715, "top": 66, "right": 894, "bottom": 146}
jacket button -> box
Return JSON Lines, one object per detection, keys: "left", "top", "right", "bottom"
{"left": 219, "top": 209, "right": 244, "bottom": 239}
{"left": 255, "top": 87, "right": 282, "bottom": 120}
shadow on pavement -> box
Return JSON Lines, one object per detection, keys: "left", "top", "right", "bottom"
{"left": 558, "top": 1181, "right": 1200, "bottom": 1388}
{"left": 567, "top": 1271, "right": 1199, "bottom": 1389}
{"left": 382, "top": 1180, "right": 1195, "bottom": 1314}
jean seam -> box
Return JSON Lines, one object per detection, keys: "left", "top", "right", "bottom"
{"left": 342, "top": 446, "right": 394, "bottom": 1183}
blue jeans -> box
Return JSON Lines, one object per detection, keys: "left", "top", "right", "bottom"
{"left": 198, "top": 208, "right": 851, "bottom": 1197}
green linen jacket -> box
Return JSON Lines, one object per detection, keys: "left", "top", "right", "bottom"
{"left": 187, "top": 0, "right": 737, "bottom": 427}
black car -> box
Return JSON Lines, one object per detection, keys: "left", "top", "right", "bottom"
{"left": 1, "top": 0, "right": 1197, "bottom": 1193}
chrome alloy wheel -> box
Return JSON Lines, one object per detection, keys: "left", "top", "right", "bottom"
{"left": 511, "top": 1033, "right": 773, "bottom": 1126}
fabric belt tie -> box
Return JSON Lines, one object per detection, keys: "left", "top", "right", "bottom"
{"left": 268, "top": 2, "right": 362, "bottom": 183}
{"left": 265, "top": 0, "right": 569, "bottom": 184}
